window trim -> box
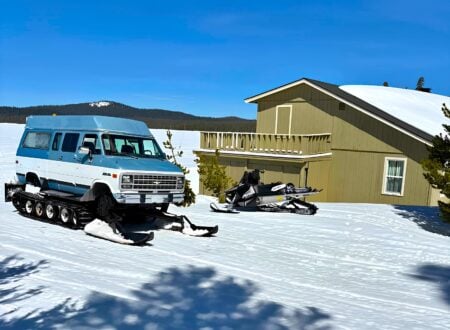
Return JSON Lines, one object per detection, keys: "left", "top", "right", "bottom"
{"left": 382, "top": 157, "right": 407, "bottom": 196}
{"left": 274, "top": 104, "right": 293, "bottom": 135}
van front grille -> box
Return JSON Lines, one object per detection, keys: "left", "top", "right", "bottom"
{"left": 121, "top": 174, "right": 184, "bottom": 191}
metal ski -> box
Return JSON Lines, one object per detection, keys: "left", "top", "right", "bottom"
{"left": 209, "top": 203, "right": 240, "bottom": 213}
{"left": 146, "top": 210, "right": 219, "bottom": 237}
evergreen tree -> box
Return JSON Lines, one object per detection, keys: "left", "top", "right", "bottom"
{"left": 416, "top": 76, "right": 431, "bottom": 92}
{"left": 196, "top": 150, "right": 234, "bottom": 203}
{"left": 422, "top": 103, "right": 450, "bottom": 222}
{"left": 162, "top": 130, "right": 196, "bottom": 207}
{"left": 416, "top": 76, "right": 425, "bottom": 90}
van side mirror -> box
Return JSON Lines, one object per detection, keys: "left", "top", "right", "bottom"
{"left": 78, "top": 146, "right": 91, "bottom": 155}
{"left": 78, "top": 146, "right": 93, "bottom": 162}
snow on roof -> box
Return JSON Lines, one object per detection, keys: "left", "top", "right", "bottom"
{"left": 339, "top": 85, "right": 450, "bottom": 137}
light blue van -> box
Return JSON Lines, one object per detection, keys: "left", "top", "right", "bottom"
{"left": 15, "top": 115, "right": 185, "bottom": 209}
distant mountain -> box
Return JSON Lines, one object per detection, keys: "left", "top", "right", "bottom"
{"left": 0, "top": 101, "right": 256, "bottom": 132}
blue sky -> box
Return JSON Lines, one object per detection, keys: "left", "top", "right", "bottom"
{"left": 1, "top": 0, "right": 449, "bottom": 119}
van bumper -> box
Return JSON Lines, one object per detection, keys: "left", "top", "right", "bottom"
{"left": 113, "top": 192, "right": 184, "bottom": 204}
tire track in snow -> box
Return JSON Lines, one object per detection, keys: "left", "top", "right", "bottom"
{"left": 150, "top": 247, "right": 449, "bottom": 316}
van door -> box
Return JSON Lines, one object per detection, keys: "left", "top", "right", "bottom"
{"left": 57, "top": 133, "right": 81, "bottom": 192}
{"left": 77, "top": 133, "right": 104, "bottom": 185}
{"left": 47, "top": 132, "right": 63, "bottom": 190}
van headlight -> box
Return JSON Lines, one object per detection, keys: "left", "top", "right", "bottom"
{"left": 122, "top": 175, "right": 133, "bottom": 183}
{"left": 176, "top": 176, "right": 184, "bottom": 189}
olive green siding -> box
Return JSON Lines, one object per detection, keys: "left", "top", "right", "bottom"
{"left": 256, "top": 85, "right": 334, "bottom": 135}
{"left": 327, "top": 150, "right": 431, "bottom": 205}
{"left": 306, "top": 159, "right": 331, "bottom": 202}
{"left": 198, "top": 83, "right": 434, "bottom": 206}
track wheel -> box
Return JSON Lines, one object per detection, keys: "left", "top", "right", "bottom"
{"left": 25, "top": 200, "right": 34, "bottom": 214}
{"left": 60, "top": 207, "right": 72, "bottom": 225}
{"left": 35, "top": 202, "right": 45, "bottom": 217}
{"left": 45, "top": 204, "right": 58, "bottom": 221}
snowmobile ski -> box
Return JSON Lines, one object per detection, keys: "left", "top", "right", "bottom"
{"left": 84, "top": 219, "right": 154, "bottom": 245}
{"left": 148, "top": 211, "right": 219, "bottom": 237}
{"left": 210, "top": 202, "right": 240, "bottom": 214}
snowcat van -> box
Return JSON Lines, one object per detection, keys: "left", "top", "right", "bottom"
{"left": 14, "top": 115, "right": 185, "bottom": 208}
{"left": 5, "top": 115, "right": 218, "bottom": 244}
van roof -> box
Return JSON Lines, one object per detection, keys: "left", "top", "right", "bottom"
{"left": 25, "top": 115, "right": 152, "bottom": 137}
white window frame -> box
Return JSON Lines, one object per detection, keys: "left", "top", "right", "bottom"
{"left": 382, "top": 157, "right": 407, "bottom": 196}
{"left": 274, "top": 104, "right": 293, "bottom": 135}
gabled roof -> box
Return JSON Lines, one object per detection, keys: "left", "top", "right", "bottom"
{"left": 244, "top": 78, "right": 450, "bottom": 145}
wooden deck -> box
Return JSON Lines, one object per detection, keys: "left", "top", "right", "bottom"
{"left": 200, "top": 132, "right": 331, "bottom": 156}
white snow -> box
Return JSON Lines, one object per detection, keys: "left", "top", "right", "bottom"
{"left": 1, "top": 123, "right": 450, "bottom": 329}
{"left": 89, "top": 101, "right": 111, "bottom": 108}
{"left": 340, "top": 85, "right": 450, "bottom": 137}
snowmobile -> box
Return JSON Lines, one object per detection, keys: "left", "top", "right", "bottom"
{"left": 210, "top": 169, "right": 321, "bottom": 215}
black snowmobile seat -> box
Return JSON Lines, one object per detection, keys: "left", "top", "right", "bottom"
{"left": 240, "top": 169, "right": 260, "bottom": 185}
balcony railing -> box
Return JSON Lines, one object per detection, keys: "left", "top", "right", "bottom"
{"left": 200, "top": 132, "right": 331, "bottom": 156}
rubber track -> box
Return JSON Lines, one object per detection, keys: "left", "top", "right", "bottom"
{"left": 11, "top": 190, "right": 95, "bottom": 229}
{"left": 11, "top": 191, "right": 218, "bottom": 236}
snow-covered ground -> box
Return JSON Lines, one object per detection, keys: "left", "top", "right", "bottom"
{"left": 1, "top": 123, "right": 450, "bottom": 329}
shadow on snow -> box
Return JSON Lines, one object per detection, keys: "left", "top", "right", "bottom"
{"left": 408, "top": 264, "right": 450, "bottom": 306}
{"left": 0, "top": 255, "right": 48, "bottom": 307}
{"left": 393, "top": 205, "right": 450, "bottom": 237}
{"left": 1, "top": 256, "right": 332, "bottom": 329}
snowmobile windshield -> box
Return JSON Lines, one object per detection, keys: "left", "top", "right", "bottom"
{"left": 101, "top": 134, "right": 165, "bottom": 159}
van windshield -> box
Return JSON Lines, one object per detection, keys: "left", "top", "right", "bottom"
{"left": 101, "top": 134, "right": 165, "bottom": 159}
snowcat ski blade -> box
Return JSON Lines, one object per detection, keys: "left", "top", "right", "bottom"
{"left": 84, "top": 219, "right": 154, "bottom": 245}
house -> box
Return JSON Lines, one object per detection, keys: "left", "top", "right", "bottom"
{"left": 194, "top": 78, "right": 450, "bottom": 206}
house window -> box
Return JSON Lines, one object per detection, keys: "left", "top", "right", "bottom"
{"left": 382, "top": 157, "right": 407, "bottom": 196}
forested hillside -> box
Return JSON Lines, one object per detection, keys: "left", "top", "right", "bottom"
{"left": 0, "top": 101, "right": 256, "bottom": 132}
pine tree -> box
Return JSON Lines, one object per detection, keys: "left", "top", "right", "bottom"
{"left": 162, "top": 130, "right": 196, "bottom": 207}
{"left": 422, "top": 103, "right": 450, "bottom": 222}
{"left": 416, "top": 77, "right": 425, "bottom": 90}
{"left": 196, "top": 150, "right": 234, "bottom": 203}
{"left": 416, "top": 76, "right": 431, "bottom": 92}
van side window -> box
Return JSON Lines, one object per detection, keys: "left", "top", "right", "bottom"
{"left": 23, "top": 132, "right": 51, "bottom": 149}
{"left": 52, "top": 133, "right": 62, "bottom": 150}
{"left": 81, "top": 134, "right": 101, "bottom": 154}
{"left": 61, "top": 133, "right": 80, "bottom": 152}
